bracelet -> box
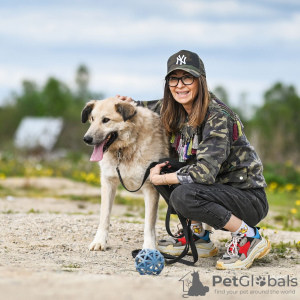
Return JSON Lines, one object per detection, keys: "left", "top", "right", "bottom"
{"left": 164, "top": 174, "right": 171, "bottom": 187}
{"left": 162, "top": 174, "right": 167, "bottom": 185}
{"left": 164, "top": 174, "right": 170, "bottom": 186}
{"left": 150, "top": 173, "right": 159, "bottom": 183}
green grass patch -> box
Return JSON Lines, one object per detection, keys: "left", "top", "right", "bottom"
{"left": 114, "top": 194, "right": 144, "bottom": 207}
{"left": 27, "top": 208, "right": 42, "bottom": 214}
{"left": 2, "top": 209, "right": 18, "bottom": 214}
{"left": 123, "top": 212, "right": 136, "bottom": 217}
{"left": 66, "top": 212, "right": 94, "bottom": 216}
{"left": 270, "top": 241, "right": 300, "bottom": 259}
{"left": 266, "top": 190, "right": 300, "bottom": 212}
{"left": 0, "top": 153, "right": 101, "bottom": 186}
{"left": 0, "top": 184, "right": 51, "bottom": 199}
{"left": 62, "top": 263, "right": 81, "bottom": 269}
{"left": 66, "top": 194, "right": 100, "bottom": 203}
{"left": 120, "top": 219, "right": 143, "bottom": 224}
{"left": 257, "top": 222, "right": 278, "bottom": 230}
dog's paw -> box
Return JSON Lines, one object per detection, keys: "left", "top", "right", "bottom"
{"left": 89, "top": 239, "right": 107, "bottom": 251}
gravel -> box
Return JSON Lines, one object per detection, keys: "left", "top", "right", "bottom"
{"left": 0, "top": 177, "right": 299, "bottom": 300}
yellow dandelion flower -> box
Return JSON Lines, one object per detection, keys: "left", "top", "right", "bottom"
{"left": 269, "top": 182, "right": 278, "bottom": 189}
{"left": 47, "top": 169, "right": 54, "bottom": 176}
{"left": 0, "top": 173, "right": 6, "bottom": 180}
{"left": 262, "top": 227, "right": 266, "bottom": 230}
{"left": 274, "top": 231, "right": 277, "bottom": 234}
{"left": 86, "top": 173, "right": 96, "bottom": 183}
{"left": 290, "top": 208, "right": 297, "bottom": 214}
{"left": 295, "top": 200, "right": 300, "bottom": 206}
{"left": 285, "top": 183, "right": 294, "bottom": 192}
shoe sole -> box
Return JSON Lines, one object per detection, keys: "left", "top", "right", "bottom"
{"left": 216, "top": 237, "right": 271, "bottom": 270}
{"left": 157, "top": 244, "right": 218, "bottom": 257}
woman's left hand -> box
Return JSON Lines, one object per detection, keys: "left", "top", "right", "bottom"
{"left": 149, "top": 161, "right": 180, "bottom": 186}
{"left": 150, "top": 161, "right": 168, "bottom": 185}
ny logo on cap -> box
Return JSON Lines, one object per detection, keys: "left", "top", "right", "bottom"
{"left": 176, "top": 55, "right": 186, "bottom": 65}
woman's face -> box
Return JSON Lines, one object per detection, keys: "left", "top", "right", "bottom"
{"left": 168, "top": 70, "right": 199, "bottom": 113}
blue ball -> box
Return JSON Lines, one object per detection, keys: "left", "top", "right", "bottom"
{"left": 135, "top": 249, "right": 165, "bottom": 275}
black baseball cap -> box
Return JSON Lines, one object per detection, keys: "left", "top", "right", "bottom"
{"left": 166, "top": 50, "right": 206, "bottom": 78}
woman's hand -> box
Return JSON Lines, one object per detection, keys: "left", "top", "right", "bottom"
{"left": 149, "top": 161, "right": 180, "bottom": 186}
{"left": 115, "top": 95, "right": 133, "bottom": 102}
{"left": 150, "top": 161, "right": 168, "bottom": 185}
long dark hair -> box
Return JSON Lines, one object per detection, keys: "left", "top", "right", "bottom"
{"left": 161, "top": 75, "right": 210, "bottom": 136}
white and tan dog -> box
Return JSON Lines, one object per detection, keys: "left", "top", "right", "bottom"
{"left": 82, "top": 97, "right": 169, "bottom": 251}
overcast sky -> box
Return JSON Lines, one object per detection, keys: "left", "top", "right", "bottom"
{"left": 1, "top": 0, "right": 299, "bottom": 108}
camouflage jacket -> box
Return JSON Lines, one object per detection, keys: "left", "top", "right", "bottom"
{"left": 136, "top": 93, "right": 267, "bottom": 189}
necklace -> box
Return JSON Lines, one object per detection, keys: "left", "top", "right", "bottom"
{"left": 170, "top": 121, "right": 200, "bottom": 162}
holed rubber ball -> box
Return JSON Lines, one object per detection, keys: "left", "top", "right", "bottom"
{"left": 135, "top": 249, "right": 165, "bottom": 275}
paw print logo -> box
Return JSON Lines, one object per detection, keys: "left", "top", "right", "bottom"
{"left": 256, "top": 276, "right": 266, "bottom": 286}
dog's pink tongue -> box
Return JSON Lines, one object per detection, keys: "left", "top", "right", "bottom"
{"left": 90, "top": 141, "right": 105, "bottom": 162}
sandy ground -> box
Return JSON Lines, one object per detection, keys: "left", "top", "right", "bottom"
{"left": 0, "top": 177, "right": 299, "bottom": 300}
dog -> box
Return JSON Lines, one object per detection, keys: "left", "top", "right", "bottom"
{"left": 81, "top": 97, "right": 169, "bottom": 251}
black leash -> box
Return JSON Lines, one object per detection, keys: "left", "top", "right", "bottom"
{"left": 132, "top": 198, "right": 199, "bottom": 266}
{"left": 132, "top": 213, "right": 198, "bottom": 266}
{"left": 116, "top": 151, "right": 199, "bottom": 265}
{"left": 116, "top": 149, "right": 157, "bottom": 192}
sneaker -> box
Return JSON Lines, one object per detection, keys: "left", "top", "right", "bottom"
{"left": 157, "top": 230, "right": 218, "bottom": 257}
{"left": 216, "top": 227, "right": 271, "bottom": 270}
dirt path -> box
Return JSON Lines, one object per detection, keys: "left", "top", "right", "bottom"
{"left": 0, "top": 177, "right": 299, "bottom": 300}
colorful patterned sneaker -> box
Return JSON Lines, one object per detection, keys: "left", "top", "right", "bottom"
{"left": 216, "top": 227, "right": 271, "bottom": 270}
{"left": 157, "top": 230, "right": 218, "bottom": 257}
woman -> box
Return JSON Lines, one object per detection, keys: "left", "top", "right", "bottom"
{"left": 118, "top": 50, "right": 270, "bottom": 270}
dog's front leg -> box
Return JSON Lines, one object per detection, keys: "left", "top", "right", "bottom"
{"left": 89, "top": 176, "right": 118, "bottom": 251}
{"left": 142, "top": 184, "right": 159, "bottom": 249}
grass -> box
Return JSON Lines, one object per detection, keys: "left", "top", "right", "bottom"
{"left": 120, "top": 219, "right": 143, "bottom": 224}
{"left": 62, "top": 263, "right": 81, "bottom": 269}
{"left": 0, "top": 152, "right": 101, "bottom": 186}
{"left": 2, "top": 209, "right": 18, "bottom": 214}
{"left": 266, "top": 190, "right": 300, "bottom": 214}
{"left": 1, "top": 154, "right": 300, "bottom": 232}
{"left": 259, "top": 190, "right": 300, "bottom": 231}
{"left": 257, "top": 222, "right": 277, "bottom": 230}
{"left": 27, "top": 208, "right": 42, "bottom": 214}
{"left": 270, "top": 241, "right": 300, "bottom": 260}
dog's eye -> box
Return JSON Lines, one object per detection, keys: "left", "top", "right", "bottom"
{"left": 103, "top": 118, "right": 110, "bottom": 123}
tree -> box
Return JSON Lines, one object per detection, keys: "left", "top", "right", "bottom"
{"left": 75, "top": 64, "right": 90, "bottom": 103}
{"left": 16, "top": 80, "right": 45, "bottom": 116}
{"left": 75, "top": 64, "right": 104, "bottom": 103}
{"left": 213, "top": 86, "right": 229, "bottom": 105}
{"left": 0, "top": 64, "right": 105, "bottom": 151}
{"left": 42, "top": 77, "right": 73, "bottom": 116}
{"left": 251, "top": 83, "right": 300, "bottom": 163}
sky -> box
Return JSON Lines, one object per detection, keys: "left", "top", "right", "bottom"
{"left": 0, "top": 0, "right": 300, "bottom": 109}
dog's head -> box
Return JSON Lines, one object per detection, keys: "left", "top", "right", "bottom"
{"left": 81, "top": 97, "right": 137, "bottom": 161}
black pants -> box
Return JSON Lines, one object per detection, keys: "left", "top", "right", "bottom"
{"left": 155, "top": 183, "right": 269, "bottom": 230}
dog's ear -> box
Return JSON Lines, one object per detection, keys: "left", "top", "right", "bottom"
{"left": 81, "top": 100, "right": 96, "bottom": 123}
{"left": 115, "top": 102, "right": 137, "bottom": 122}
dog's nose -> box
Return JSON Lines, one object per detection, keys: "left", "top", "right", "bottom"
{"left": 83, "top": 135, "right": 93, "bottom": 144}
